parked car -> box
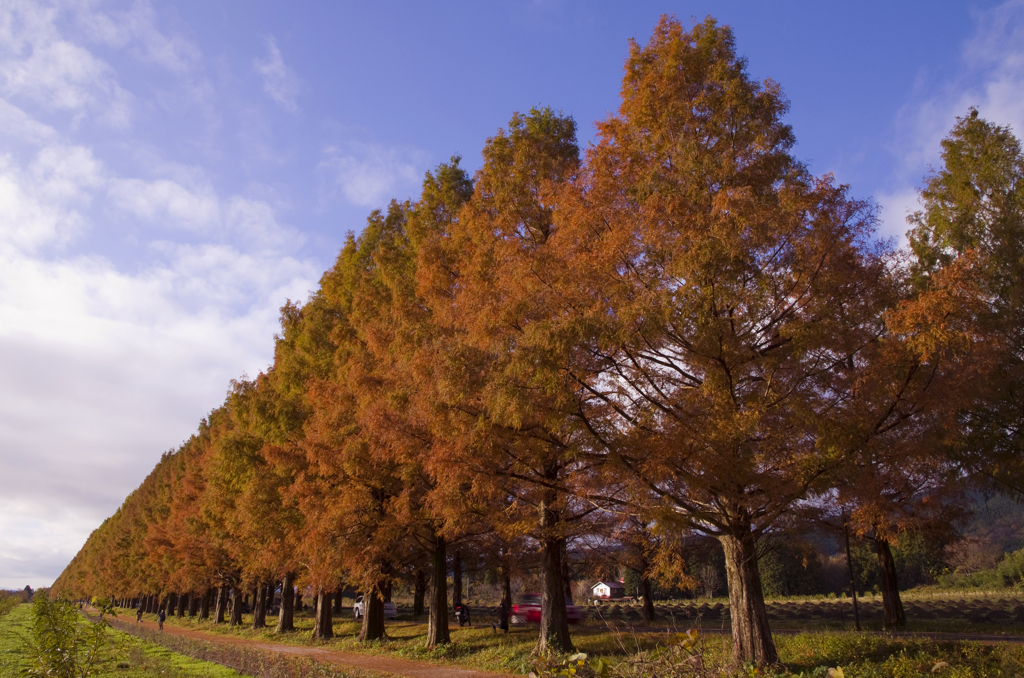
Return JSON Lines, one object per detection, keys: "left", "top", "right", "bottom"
{"left": 353, "top": 595, "right": 397, "bottom": 619}
{"left": 510, "top": 593, "right": 582, "bottom": 625}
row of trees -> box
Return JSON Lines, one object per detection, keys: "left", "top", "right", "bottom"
{"left": 54, "top": 17, "right": 1024, "bottom": 667}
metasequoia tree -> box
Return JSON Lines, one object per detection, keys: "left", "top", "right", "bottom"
{"left": 548, "top": 17, "right": 921, "bottom": 665}
{"left": 908, "top": 109, "right": 1024, "bottom": 491}
{"left": 227, "top": 374, "right": 309, "bottom": 631}
{"left": 299, "top": 217, "right": 424, "bottom": 644}
{"left": 418, "top": 107, "right": 602, "bottom": 654}
{"left": 346, "top": 162, "right": 482, "bottom": 647}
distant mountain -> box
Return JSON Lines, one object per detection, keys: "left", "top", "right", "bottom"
{"left": 962, "top": 492, "right": 1024, "bottom": 554}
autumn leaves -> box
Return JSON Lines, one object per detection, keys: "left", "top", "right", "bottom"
{"left": 54, "top": 16, "right": 1023, "bottom": 668}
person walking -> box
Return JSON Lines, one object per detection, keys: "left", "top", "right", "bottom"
{"left": 493, "top": 601, "right": 509, "bottom": 634}
{"left": 136, "top": 606, "right": 143, "bottom": 623}
{"left": 455, "top": 603, "right": 471, "bottom": 627}
{"left": 157, "top": 608, "right": 165, "bottom": 631}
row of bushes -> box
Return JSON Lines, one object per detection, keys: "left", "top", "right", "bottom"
{"left": 937, "top": 548, "right": 1024, "bottom": 591}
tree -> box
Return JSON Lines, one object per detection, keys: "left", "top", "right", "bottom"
{"left": 417, "top": 107, "right": 599, "bottom": 654}
{"left": 908, "top": 109, "right": 1024, "bottom": 493}
{"left": 551, "top": 16, "right": 909, "bottom": 665}
{"left": 346, "top": 163, "right": 478, "bottom": 647}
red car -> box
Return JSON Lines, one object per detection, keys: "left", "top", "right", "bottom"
{"left": 510, "top": 594, "right": 583, "bottom": 625}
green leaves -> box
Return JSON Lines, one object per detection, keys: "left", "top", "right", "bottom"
{"left": 23, "top": 596, "right": 119, "bottom": 678}
{"left": 908, "top": 107, "right": 1024, "bottom": 298}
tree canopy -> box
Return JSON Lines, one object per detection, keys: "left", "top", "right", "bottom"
{"left": 53, "top": 16, "right": 1018, "bottom": 667}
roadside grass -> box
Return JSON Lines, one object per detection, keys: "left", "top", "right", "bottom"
{"left": 774, "top": 633, "right": 1024, "bottom": 677}
{"left": 0, "top": 602, "right": 244, "bottom": 678}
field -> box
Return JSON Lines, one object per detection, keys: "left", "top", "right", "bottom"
{"left": 586, "top": 592, "right": 1024, "bottom": 634}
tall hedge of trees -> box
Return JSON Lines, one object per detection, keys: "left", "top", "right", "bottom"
{"left": 53, "top": 17, "right": 1023, "bottom": 667}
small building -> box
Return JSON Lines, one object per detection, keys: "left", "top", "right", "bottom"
{"left": 591, "top": 581, "right": 626, "bottom": 599}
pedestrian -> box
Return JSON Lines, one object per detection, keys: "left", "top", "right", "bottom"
{"left": 492, "top": 601, "right": 509, "bottom": 634}
{"left": 136, "top": 607, "right": 143, "bottom": 623}
{"left": 455, "top": 603, "right": 471, "bottom": 627}
{"left": 157, "top": 608, "right": 165, "bottom": 631}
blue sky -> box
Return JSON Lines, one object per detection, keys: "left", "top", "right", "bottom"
{"left": 1, "top": 0, "right": 1022, "bottom": 589}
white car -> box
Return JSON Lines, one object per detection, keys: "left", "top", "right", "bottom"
{"left": 353, "top": 595, "right": 397, "bottom": 619}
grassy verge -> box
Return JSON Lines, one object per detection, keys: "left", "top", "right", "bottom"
{"left": 0, "top": 602, "right": 242, "bottom": 678}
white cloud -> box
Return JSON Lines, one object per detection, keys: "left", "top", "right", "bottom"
{"left": 0, "top": 136, "right": 318, "bottom": 587}
{"left": 0, "top": 1, "right": 323, "bottom": 590}
{"left": 0, "top": 99, "right": 59, "bottom": 144}
{"left": 878, "top": 0, "right": 1024, "bottom": 241}
{"left": 0, "top": 235, "right": 317, "bottom": 588}
{"left": 108, "top": 177, "right": 220, "bottom": 230}
{"left": 0, "top": 144, "right": 102, "bottom": 252}
{"left": 319, "top": 142, "right": 427, "bottom": 208}
{"left": 963, "top": 0, "right": 1024, "bottom": 136}
{"left": 253, "top": 36, "right": 299, "bottom": 113}
{"left": 0, "top": 0, "right": 135, "bottom": 127}
{"left": 108, "top": 177, "right": 305, "bottom": 253}
{"left": 225, "top": 195, "right": 304, "bottom": 251}
{"left": 77, "top": 0, "right": 201, "bottom": 74}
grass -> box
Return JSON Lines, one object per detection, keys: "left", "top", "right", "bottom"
{"left": 122, "top": 592, "right": 1024, "bottom": 677}
{"left": 0, "top": 602, "right": 244, "bottom": 678}
{"left": 772, "top": 632, "right": 1024, "bottom": 677}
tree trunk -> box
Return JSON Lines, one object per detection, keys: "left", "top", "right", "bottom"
{"left": 640, "top": 572, "right": 655, "bottom": 623}
{"left": 229, "top": 583, "right": 243, "bottom": 626}
{"left": 214, "top": 587, "right": 227, "bottom": 623}
{"left": 561, "top": 539, "right": 574, "bottom": 604}
{"left": 453, "top": 550, "right": 463, "bottom": 611}
{"left": 295, "top": 591, "right": 303, "bottom": 612}
{"left": 426, "top": 533, "right": 450, "bottom": 646}
{"left": 719, "top": 529, "right": 777, "bottom": 667}
{"left": 536, "top": 497, "right": 573, "bottom": 655}
{"left": 502, "top": 570, "right": 512, "bottom": 611}
{"left": 358, "top": 582, "right": 386, "bottom": 642}
{"left": 188, "top": 593, "right": 199, "bottom": 617}
{"left": 276, "top": 573, "right": 295, "bottom": 632}
{"left": 384, "top": 580, "right": 393, "bottom": 603}
{"left": 176, "top": 593, "right": 187, "bottom": 617}
{"left": 874, "top": 536, "right": 906, "bottom": 627}
{"left": 413, "top": 568, "right": 426, "bottom": 616}
{"left": 199, "top": 589, "right": 211, "bottom": 620}
{"left": 312, "top": 591, "right": 334, "bottom": 640}
{"left": 843, "top": 520, "right": 861, "bottom": 631}
{"left": 333, "top": 589, "right": 343, "bottom": 614}
{"left": 164, "top": 593, "right": 175, "bottom": 617}
{"left": 252, "top": 583, "right": 267, "bottom": 629}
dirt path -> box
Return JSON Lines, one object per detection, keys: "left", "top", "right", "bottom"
{"left": 125, "top": 618, "right": 517, "bottom": 678}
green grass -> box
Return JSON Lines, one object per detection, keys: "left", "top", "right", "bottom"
{"left": 0, "top": 602, "right": 244, "bottom": 678}
{"left": 772, "top": 632, "right": 1024, "bottom": 677}
{"left": 124, "top": 594, "right": 1024, "bottom": 677}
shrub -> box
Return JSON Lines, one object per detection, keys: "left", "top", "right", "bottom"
{"left": 0, "top": 592, "right": 19, "bottom": 618}
{"left": 22, "top": 594, "right": 120, "bottom": 678}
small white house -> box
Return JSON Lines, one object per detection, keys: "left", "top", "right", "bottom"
{"left": 591, "top": 581, "right": 626, "bottom": 599}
